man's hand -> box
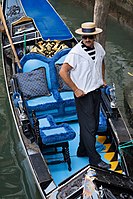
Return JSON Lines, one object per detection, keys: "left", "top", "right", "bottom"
{"left": 103, "top": 80, "right": 107, "bottom": 87}
{"left": 74, "top": 88, "right": 85, "bottom": 97}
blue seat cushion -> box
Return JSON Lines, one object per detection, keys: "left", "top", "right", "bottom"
{"left": 40, "top": 123, "right": 76, "bottom": 145}
{"left": 15, "top": 68, "right": 51, "bottom": 99}
{"left": 26, "top": 92, "right": 76, "bottom": 121}
{"left": 60, "top": 91, "right": 75, "bottom": 101}
{"left": 60, "top": 91, "right": 76, "bottom": 110}
{"left": 38, "top": 115, "right": 56, "bottom": 128}
{"left": 25, "top": 95, "right": 59, "bottom": 112}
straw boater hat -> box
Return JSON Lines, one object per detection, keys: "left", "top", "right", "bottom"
{"left": 75, "top": 22, "right": 103, "bottom": 35}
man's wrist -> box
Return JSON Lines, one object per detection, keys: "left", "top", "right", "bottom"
{"left": 74, "top": 88, "right": 79, "bottom": 93}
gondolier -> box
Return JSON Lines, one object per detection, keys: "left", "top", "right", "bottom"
{"left": 60, "top": 22, "right": 111, "bottom": 169}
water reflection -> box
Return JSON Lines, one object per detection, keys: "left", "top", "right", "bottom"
{"left": 0, "top": 84, "right": 29, "bottom": 198}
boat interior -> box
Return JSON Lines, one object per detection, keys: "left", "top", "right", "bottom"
{"left": 9, "top": 37, "right": 125, "bottom": 185}
{"left": 6, "top": 37, "right": 130, "bottom": 197}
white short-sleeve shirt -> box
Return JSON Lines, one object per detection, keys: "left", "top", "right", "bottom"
{"left": 64, "top": 41, "right": 105, "bottom": 94}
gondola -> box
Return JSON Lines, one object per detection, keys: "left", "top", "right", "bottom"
{"left": 0, "top": 0, "right": 133, "bottom": 198}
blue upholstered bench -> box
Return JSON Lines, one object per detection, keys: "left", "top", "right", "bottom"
{"left": 14, "top": 68, "right": 60, "bottom": 117}
{"left": 18, "top": 51, "right": 77, "bottom": 122}
{"left": 38, "top": 115, "right": 76, "bottom": 171}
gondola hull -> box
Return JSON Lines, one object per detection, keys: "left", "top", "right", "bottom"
{"left": 1, "top": 0, "right": 133, "bottom": 198}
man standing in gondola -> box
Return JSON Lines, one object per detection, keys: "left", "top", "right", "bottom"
{"left": 59, "top": 22, "right": 111, "bottom": 169}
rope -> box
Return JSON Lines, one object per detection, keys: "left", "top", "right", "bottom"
{"left": 118, "top": 140, "right": 133, "bottom": 149}
{"left": 117, "top": 140, "right": 133, "bottom": 165}
{"left": 118, "top": 140, "right": 133, "bottom": 163}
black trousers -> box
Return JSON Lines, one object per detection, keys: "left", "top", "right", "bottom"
{"left": 75, "top": 88, "right": 102, "bottom": 165}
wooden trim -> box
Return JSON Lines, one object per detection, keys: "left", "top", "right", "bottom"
{"left": 0, "top": 4, "right": 22, "bottom": 69}
{"left": 12, "top": 16, "right": 33, "bottom": 26}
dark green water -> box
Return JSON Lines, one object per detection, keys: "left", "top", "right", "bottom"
{"left": 0, "top": 0, "right": 133, "bottom": 198}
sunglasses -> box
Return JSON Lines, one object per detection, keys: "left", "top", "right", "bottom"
{"left": 82, "top": 35, "right": 95, "bottom": 40}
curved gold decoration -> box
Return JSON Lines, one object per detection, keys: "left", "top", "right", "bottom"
{"left": 31, "top": 39, "right": 68, "bottom": 57}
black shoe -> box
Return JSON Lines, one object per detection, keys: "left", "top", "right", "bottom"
{"left": 77, "top": 148, "right": 87, "bottom": 157}
{"left": 97, "top": 160, "right": 111, "bottom": 169}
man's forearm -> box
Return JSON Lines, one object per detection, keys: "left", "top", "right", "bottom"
{"left": 60, "top": 63, "right": 85, "bottom": 97}
{"left": 102, "top": 60, "right": 107, "bottom": 86}
{"left": 59, "top": 63, "right": 78, "bottom": 92}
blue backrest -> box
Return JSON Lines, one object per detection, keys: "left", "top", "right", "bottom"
{"left": 20, "top": 49, "right": 71, "bottom": 91}
{"left": 49, "top": 48, "right": 71, "bottom": 90}
{"left": 20, "top": 53, "right": 52, "bottom": 89}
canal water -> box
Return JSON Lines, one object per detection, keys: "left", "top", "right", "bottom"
{"left": 0, "top": 0, "right": 133, "bottom": 198}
